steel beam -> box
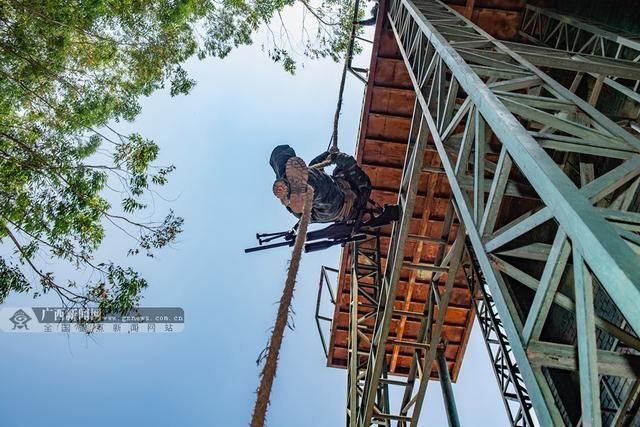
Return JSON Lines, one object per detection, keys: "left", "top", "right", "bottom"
{"left": 521, "top": 5, "right": 640, "bottom": 56}
{"left": 527, "top": 341, "right": 640, "bottom": 379}
{"left": 573, "top": 252, "right": 602, "bottom": 426}
{"left": 436, "top": 346, "right": 461, "bottom": 427}
{"left": 347, "top": 236, "right": 389, "bottom": 427}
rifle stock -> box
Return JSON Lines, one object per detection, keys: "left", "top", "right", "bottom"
{"left": 304, "top": 234, "right": 368, "bottom": 253}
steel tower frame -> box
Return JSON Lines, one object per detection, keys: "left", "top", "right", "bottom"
{"left": 465, "top": 250, "right": 536, "bottom": 426}
{"left": 518, "top": 8, "right": 640, "bottom": 425}
{"left": 342, "top": 0, "right": 640, "bottom": 425}
{"left": 346, "top": 235, "right": 391, "bottom": 426}
{"left": 520, "top": 4, "right": 640, "bottom": 105}
{"left": 349, "top": 104, "right": 469, "bottom": 426}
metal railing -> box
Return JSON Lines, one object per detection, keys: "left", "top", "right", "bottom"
{"left": 315, "top": 266, "right": 339, "bottom": 358}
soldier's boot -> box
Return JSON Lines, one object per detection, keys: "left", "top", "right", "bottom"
{"left": 272, "top": 179, "right": 290, "bottom": 206}
{"left": 285, "top": 157, "right": 309, "bottom": 214}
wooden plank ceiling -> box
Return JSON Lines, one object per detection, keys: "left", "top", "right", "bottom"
{"left": 447, "top": 0, "right": 526, "bottom": 41}
{"left": 326, "top": 0, "right": 526, "bottom": 380}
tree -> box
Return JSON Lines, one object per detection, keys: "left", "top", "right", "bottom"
{"left": 0, "top": 0, "right": 358, "bottom": 314}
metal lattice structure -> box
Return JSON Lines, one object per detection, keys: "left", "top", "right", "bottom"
{"left": 346, "top": 235, "right": 391, "bottom": 425}
{"left": 319, "top": 0, "right": 640, "bottom": 425}
{"left": 520, "top": 4, "right": 640, "bottom": 144}
{"left": 354, "top": 132, "right": 467, "bottom": 426}
{"left": 465, "top": 249, "right": 536, "bottom": 426}
{"left": 520, "top": 4, "right": 640, "bottom": 100}
{"left": 343, "top": 98, "right": 470, "bottom": 426}
{"left": 517, "top": 8, "right": 640, "bottom": 426}
{"left": 384, "top": 0, "right": 640, "bottom": 424}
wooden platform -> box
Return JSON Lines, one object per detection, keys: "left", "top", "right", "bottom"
{"left": 446, "top": 0, "right": 526, "bottom": 41}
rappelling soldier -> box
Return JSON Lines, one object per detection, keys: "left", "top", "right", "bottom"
{"left": 270, "top": 145, "right": 373, "bottom": 224}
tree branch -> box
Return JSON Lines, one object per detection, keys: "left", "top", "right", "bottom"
{"left": 298, "top": 0, "right": 341, "bottom": 26}
{"left": 3, "top": 226, "right": 87, "bottom": 302}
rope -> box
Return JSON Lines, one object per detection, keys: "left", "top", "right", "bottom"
{"left": 328, "top": 0, "right": 361, "bottom": 153}
{"left": 329, "top": 57, "right": 349, "bottom": 153}
{"left": 310, "top": 157, "right": 334, "bottom": 170}
{"left": 250, "top": 185, "right": 315, "bottom": 427}
{"left": 250, "top": 4, "right": 365, "bottom": 421}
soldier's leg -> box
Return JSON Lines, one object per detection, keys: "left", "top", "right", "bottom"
{"left": 307, "top": 170, "right": 346, "bottom": 223}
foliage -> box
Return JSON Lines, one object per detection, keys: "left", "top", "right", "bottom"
{"left": 0, "top": 0, "right": 357, "bottom": 313}
{"left": 202, "top": 0, "right": 360, "bottom": 73}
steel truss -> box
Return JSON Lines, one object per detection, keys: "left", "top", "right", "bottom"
{"left": 347, "top": 100, "right": 467, "bottom": 426}
{"left": 347, "top": 0, "right": 640, "bottom": 425}
{"left": 520, "top": 4, "right": 640, "bottom": 115}
{"left": 465, "top": 248, "right": 536, "bottom": 427}
{"left": 316, "top": 266, "right": 339, "bottom": 359}
{"left": 519, "top": 7, "right": 640, "bottom": 425}
{"left": 520, "top": 5, "right": 640, "bottom": 61}
{"left": 346, "top": 235, "right": 391, "bottom": 426}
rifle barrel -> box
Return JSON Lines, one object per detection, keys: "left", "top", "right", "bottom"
{"left": 244, "top": 240, "right": 295, "bottom": 253}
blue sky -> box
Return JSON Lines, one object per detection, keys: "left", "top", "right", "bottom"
{"left": 1, "top": 15, "right": 510, "bottom": 427}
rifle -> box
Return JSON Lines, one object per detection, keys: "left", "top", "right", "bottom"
{"left": 245, "top": 204, "right": 400, "bottom": 254}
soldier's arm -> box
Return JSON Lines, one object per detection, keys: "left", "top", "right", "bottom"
{"left": 309, "top": 151, "right": 331, "bottom": 166}
{"left": 332, "top": 152, "right": 358, "bottom": 169}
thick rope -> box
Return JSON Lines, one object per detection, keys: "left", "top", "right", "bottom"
{"left": 250, "top": 185, "right": 315, "bottom": 427}
{"left": 330, "top": 57, "right": 349, "bottom": 153}
{"left": 328, "top": 0, "right": 361, "bottom": 153}
{"left": 310, "top": 157, "right": 334, "bottom": 170}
